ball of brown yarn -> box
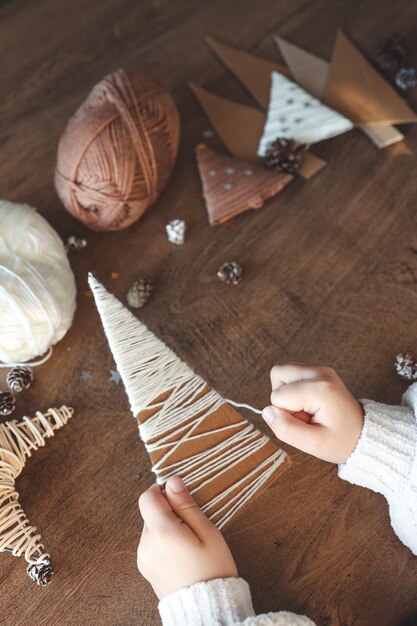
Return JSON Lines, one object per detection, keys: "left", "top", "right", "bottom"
{"left": 54, "top": 69, "right": 180, "bottom": 231}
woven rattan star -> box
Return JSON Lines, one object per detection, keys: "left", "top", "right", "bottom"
{"left": 0, "top": 406, "right": 73, "bottom": 585}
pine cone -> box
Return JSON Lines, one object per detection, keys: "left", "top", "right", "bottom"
{"left": 6, "top": 366, "right": 33, "bottom": 392}
{"left": 166, "top": 219, "right": 186, "bottom": 245}
{"left": 27, "top": 558, "right": 53, "bottom": 586}
{"left": 394, "top": 352, "right": 417, "bottom": 380}
{"left": 0, "top": 391, "right": 16, "bottom": 416}
{"left": 395, "top": 67, "right": 417, "bottom": 90}
{"left": 126, "top": 277, "right": 153, "bottom": 308}
{"left": 66, "top": 235, "right": 87, "bottom": 252}
{"left": 373, "top": 33, "right": 407, "bottom": 71}
{"left": 263, "top": 138, "right": 305, "bottom": 175}
{"left": 217, "top": 262, "right": 242, "bottom": 285}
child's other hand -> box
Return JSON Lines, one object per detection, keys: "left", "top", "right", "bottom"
{"left": 262, "top": 364, "right": 364, "bottom": 464}
{"left": 137, "top": 476, "right": 238, "bottom": 598}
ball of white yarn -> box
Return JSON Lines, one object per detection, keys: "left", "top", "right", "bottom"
{"left": 0, "top": 200, "right": 77, "bottom": 364}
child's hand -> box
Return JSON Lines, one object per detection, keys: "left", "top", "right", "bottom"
{"left": 137, "top": 476, "right": 238, "bottom": 598}
{"left": 262, "top": 363, "right": 364, "bottom": 464}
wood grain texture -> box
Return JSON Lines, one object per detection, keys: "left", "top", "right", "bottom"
{"left": 1, "top": 1, "right": 417, "bottom": 624}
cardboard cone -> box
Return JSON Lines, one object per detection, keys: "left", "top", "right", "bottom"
{"left": 196, "top": 144, "right": 293, "bottom": 224}
{"left": 89, "top": 275, "right": 290, "bottom": 530}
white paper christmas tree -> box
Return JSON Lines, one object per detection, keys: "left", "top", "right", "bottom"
{"left": 258, "top": 71, "right": 353, "bottom": 154}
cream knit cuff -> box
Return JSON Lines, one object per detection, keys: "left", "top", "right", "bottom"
{"left": 158, "top": 577, "right": 255, "bottom": 626}
{"left": 338, "top": 397, "right": 417, "bottom": 554}
{"left": 338, "top": 399, "right": 416, "bottom": 498}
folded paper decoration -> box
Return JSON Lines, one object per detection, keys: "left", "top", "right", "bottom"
{"left": 258, "top": 71, "right": 353, "bottom": 152}
{"left": 89, "top": 275, "right": 290, "bottom": 530}
{"left": 206, "top": 34, "right": 411, "bottom": 149}
{"left": 274, "top": 35, "right": 405, "bottom": 149}
{"left": 274, "top": 36, "right": 329, "bottom": 100}
{"left": 0, "top": 406, "right": 74, "bottom": 584}
{"left": 206, "top": 36, "right": 291, "bottom": 109}
{"left": 189, "top": 82, "right": 326, "bottom": 179}
{"left": 324, "top": 30, "right": 417, "bottom": 126}
{"left": 196, "top": 144, "right": 293, "bottom": 224}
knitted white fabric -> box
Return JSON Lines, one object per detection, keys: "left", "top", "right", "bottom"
{"left": 158, "top": 578, "right": 315, "bottom": 626}
{"left": 338, "top": 389, "right": 417, "bottom": 555}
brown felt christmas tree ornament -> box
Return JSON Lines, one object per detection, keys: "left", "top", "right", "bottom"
{"left": 89, "top": 275, "right": 290, "bottom": 530}
{"left": 0, "top": 406, "right": 74, "bottom": 584}
{"left": 196, "top": 144, "right": 293, "bottom": 225}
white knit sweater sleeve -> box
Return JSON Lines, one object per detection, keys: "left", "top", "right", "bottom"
{"left": 158, "top": 578, "right": 315, "bottom": 626}
{"left": 338, "top": 383, "right": 417, "bottom": 555}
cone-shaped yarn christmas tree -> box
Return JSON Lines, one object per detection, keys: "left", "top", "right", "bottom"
{"left": 0, "top": 406, "right": 74, "bottom": 584}
{"left": 196, "top": 144, "right": 293, "bottom": 225}
{"left": 89, "top": 275, "right": 290, "bottom": 530}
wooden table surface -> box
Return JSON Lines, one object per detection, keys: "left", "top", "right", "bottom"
{"left": 2, "top": 0, "right": 417, "bottom": 624}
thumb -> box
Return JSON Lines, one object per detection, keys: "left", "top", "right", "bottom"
{"left": 164, "top": 476, "right": 213, "bottom": 535}
{"left": 262, "top": 405, "right": 324, "bottom": 456}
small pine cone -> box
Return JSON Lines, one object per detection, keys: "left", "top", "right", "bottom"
{"left": 217, "top": 261, "right": 242, "bottom": 285}
{"left": 27, "top": 558, "right": 53, "bottom": 586}
{"left": 394, "top": 352, "right": 417, "bottom": 380}
{"left": 126, "top": 276, "right": 153, "bottom": 309}
{"left": 395, "top": 67, "right": 417, "bottom": 90}
{"left": 0, "top": 391, "right": 16, "bottom": 416}
{"left": 373, "top": 32, "right": 407, "bottom": 71}
{"left": 263, "top": 138, "right": 305, "bottom": 175}
{"left": 66, "top": 235, "right": 87, "bottom": 252}
{"left": 166, "top": 219, "right": 186, "bottom": 245}
{"left": 6, "top": 366, "right": 33, "bottom": 393}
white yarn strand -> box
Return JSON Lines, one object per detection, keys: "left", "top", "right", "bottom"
{"left": 226, "top": 399, "right": 262, "bottom": 415}
{"left": 89, "top": 275, "right": 287, "bottom": 527}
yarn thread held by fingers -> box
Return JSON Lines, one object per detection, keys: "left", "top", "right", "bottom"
{"left": 55, "top": 69, "right": 180, "bottom": 231}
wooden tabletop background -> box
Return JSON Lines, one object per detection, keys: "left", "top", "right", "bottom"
{"left": 2, "top": 0, "right": 417, "bottom": 624}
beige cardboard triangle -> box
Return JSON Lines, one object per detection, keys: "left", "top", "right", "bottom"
{"left": 276, "top": 35, "right": 404, "bottom": 148}
{"left": 189, "top": 82, "right": 326, "bottom": 179}
{"left": 206, "top": 37, "right": 290, "bottom": 109}
{"left": 275, "top": 35, "right": 329, "bottom": 99}
{"left": 324, "top": 30, "right": 417, "bottom": 125}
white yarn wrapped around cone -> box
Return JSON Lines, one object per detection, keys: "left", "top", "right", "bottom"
{"left": 0, "top": 201, "right": 77, "bottom": 364}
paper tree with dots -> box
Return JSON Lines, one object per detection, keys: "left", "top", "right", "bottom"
{"left": 89, "top": 275, "right": 290, "bottom": 530}
{"left": 0, "top": 406, "right": 74, "bottom": 585}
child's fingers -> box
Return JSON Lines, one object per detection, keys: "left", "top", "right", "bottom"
{"left": 270, "top": 363, "right": 331, "bottom": 389}
{"left": 262, "top": 405, "right": 324, "bottom": 455}
{"left": 270, "top": 380, "right": 324, "bottom": 417}
{"left": 165, "top": 476, "right": 213, "bottom": 538}
{"left": 138, "top": 483, "right": 179, "bottom": 530}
